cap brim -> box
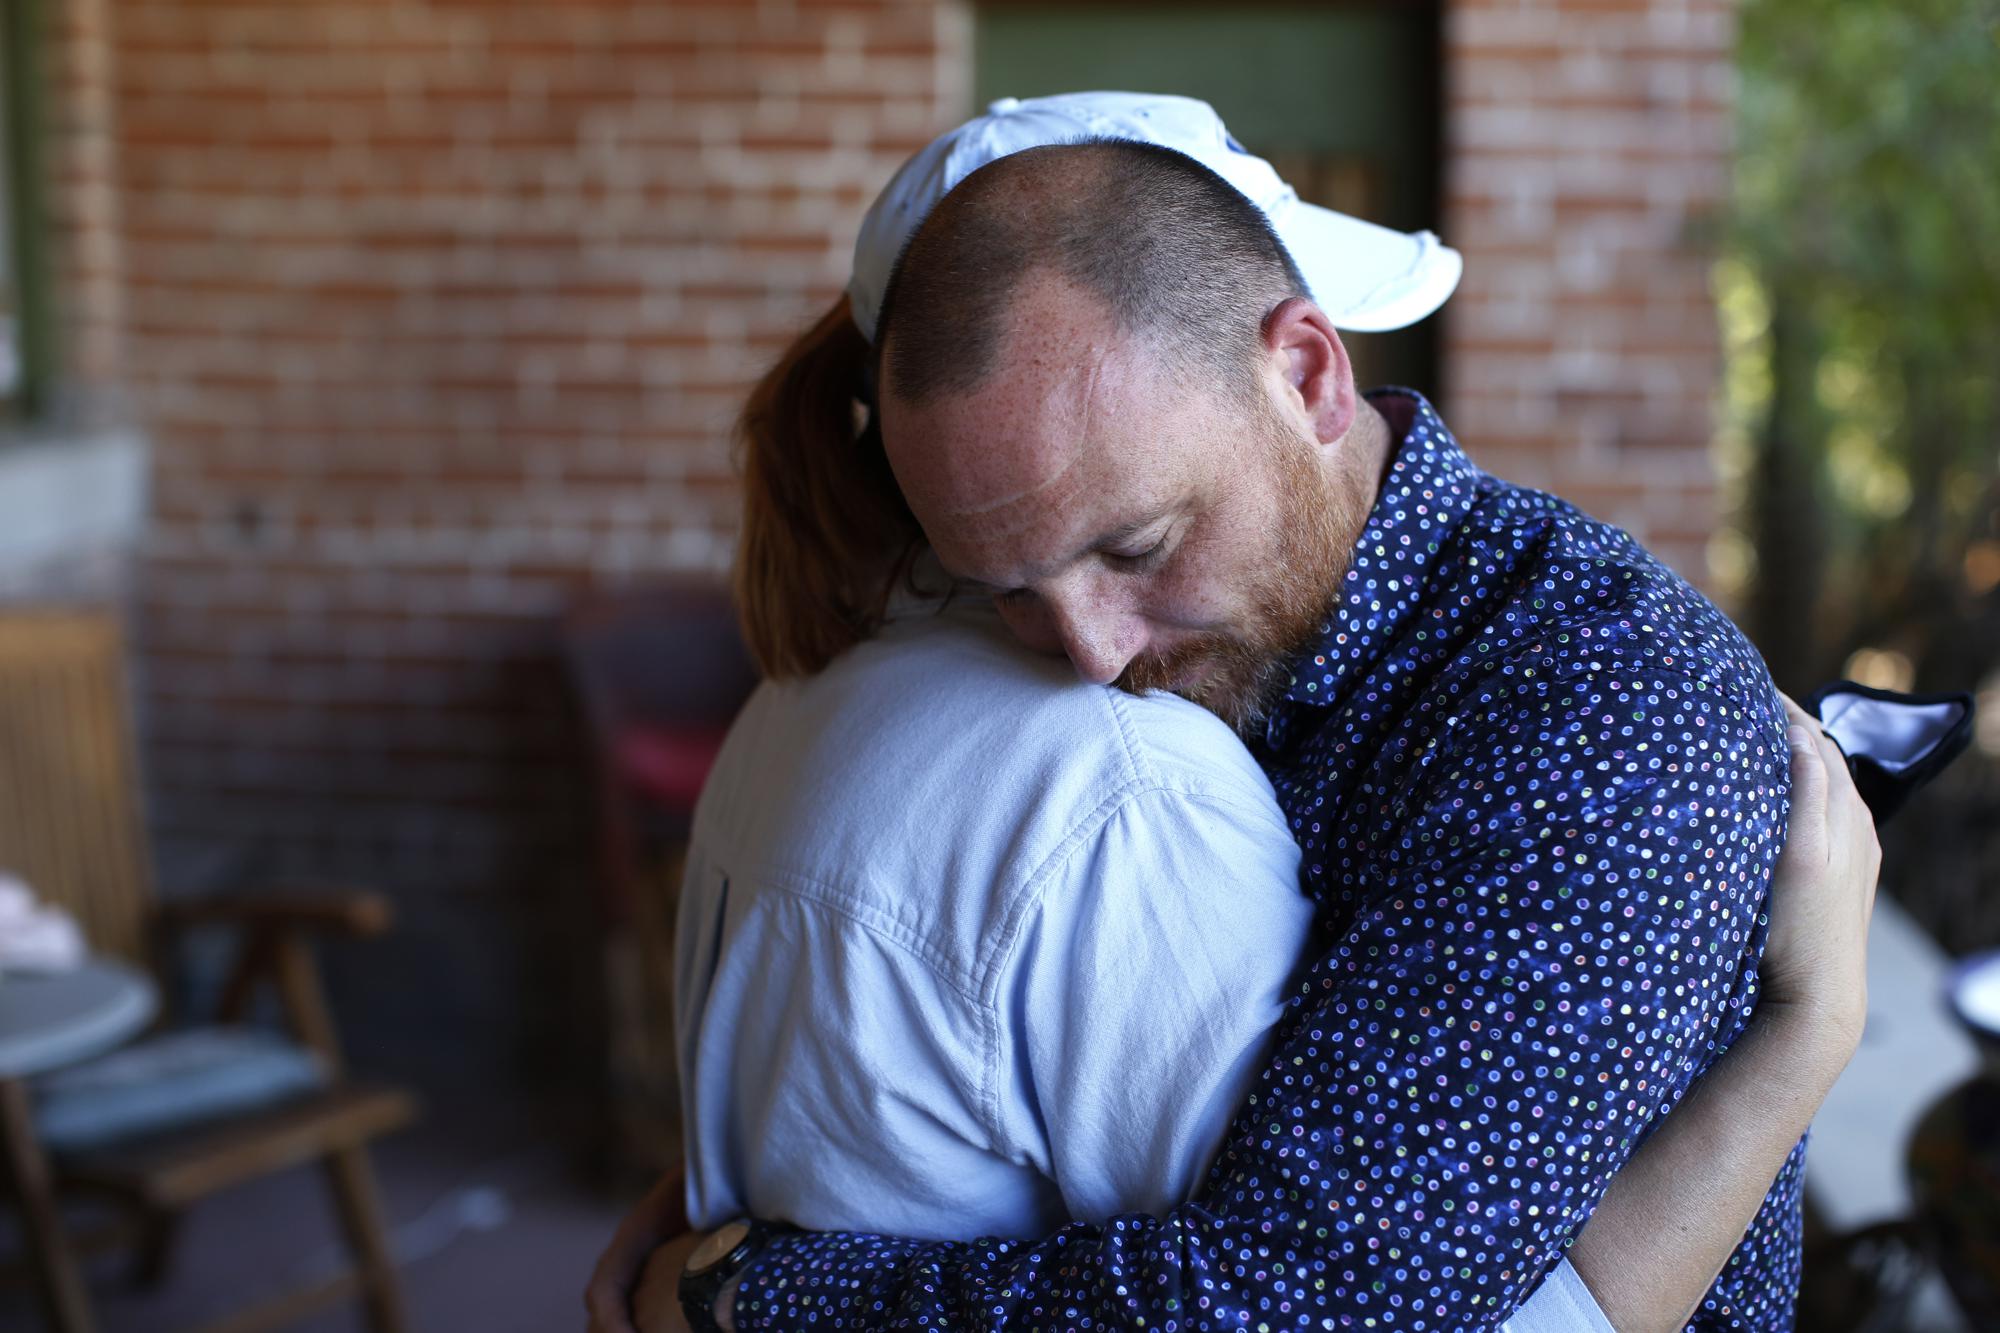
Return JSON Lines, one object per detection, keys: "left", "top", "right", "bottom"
{"left": 1271, "top": 198, "right": 1463, "bottom": 333}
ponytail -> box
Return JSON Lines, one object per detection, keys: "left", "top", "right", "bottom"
{"left": 733, "top": 296, "right": 923, "bottom": 678}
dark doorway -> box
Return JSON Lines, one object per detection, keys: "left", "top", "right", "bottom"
{"left": 974, "top": 2, "right": 1446, "bottom": 393}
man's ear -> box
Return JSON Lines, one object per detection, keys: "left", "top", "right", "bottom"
{"left": 1261, "top": 297, "right": 1356, "bottom": 446}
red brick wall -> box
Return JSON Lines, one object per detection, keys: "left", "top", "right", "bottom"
{"left": 1444, "top": 0, "right": 1737, "bottom": 582}
{"left": 98, "top": 0, "right": 968, "bottom": 1075}
{"left": 39, "top": 0, "right": 1736, "bottom": 1078}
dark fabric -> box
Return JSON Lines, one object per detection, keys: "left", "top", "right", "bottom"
{"left": 735, "top": 391, "right": 1801, "bottom": 1331}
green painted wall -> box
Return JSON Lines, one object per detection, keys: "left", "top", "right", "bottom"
{"left": 975, "top": 5, "right": 1433, "bottom": 227}
{"left": 972, "top": 3, "right": 1442, "bottom": 388}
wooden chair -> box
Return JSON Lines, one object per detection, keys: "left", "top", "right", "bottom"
{"left": 0, "top": 609, "right": 418, "bottom": 1332}
{"left": 561, "top": 584, "right": 756, "bottom": 1180}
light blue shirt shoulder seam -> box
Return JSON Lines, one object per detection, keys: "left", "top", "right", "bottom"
{"left": 732, "top": 862, "right": 992, "bottom": 1008}
{"left": 972, "top": 779, "right": 1307, "bottom": 1163}
{"left": 968, "top": 764, "right": 1301, "bottom": 1008}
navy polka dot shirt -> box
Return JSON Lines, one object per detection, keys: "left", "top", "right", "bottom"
{"left": 733, "top": 390, "right": 1801, "bottom": 1331}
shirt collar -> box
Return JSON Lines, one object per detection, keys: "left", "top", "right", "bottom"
{"left": 1276, "top": 388, "right": 1485, "bottom": 711}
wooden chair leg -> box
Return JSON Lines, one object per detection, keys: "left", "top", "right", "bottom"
{"left": 322, "top": 1144, "right": 408, "bottom": 1333}
{"left": 0, "top": 1078, "right": 96, "bottom": 1333}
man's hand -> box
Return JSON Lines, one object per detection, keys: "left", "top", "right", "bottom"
{"left": 584, "top": 1167, "right": 689, "bottom": 1333}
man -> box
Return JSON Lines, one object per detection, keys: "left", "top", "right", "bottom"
{"left": 603, "top": 94, "right": 1814, "bottom": 1330}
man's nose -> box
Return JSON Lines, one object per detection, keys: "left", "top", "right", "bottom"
{"left": 1049, "top": 597, "right": 1143, "bottom": 686}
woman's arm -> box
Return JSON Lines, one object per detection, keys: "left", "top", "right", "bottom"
{"left": 1563, "top": 703, "right": 1878, "bottom": 1331}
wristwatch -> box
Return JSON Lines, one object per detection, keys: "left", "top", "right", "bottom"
{"left": 678, "top": 1218, "right": 784, "bottom": 1333}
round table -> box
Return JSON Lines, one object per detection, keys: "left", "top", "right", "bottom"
{"left": 0, "top": 960, "right": 158, "bottom": 1332}
{"left": 0, "top": 960, "right": 158, "bottom": 1077}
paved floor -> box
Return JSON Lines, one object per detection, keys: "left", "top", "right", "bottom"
{"left": 1807, "top": 896, "right": 1983, "bottom": 1237}
{"left": 1, "top": 1097, "right": 635, "bottom": 1332}
{"left": 1802, "top": 896, "right": 1977, "bottom": 1333}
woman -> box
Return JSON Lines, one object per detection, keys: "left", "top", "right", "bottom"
{"left": 587, "top": 298, "right": 1883, "bottom": 1333}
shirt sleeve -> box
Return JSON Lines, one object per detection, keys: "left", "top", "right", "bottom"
{"left": 992, "top": 787, "right": 1313, "bottom": 1224}
{"left": 730, "top": 670, "right": 1791, "bottom": 1332}
{"left": 1500, "top": 1259, "right": 1618, "bottom": 1333}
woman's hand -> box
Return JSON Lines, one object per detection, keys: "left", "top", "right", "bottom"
{"left": 585, "top": 1168, "right": 689, "bottom": 1333}
{"left": 631, "top": 1232, "right": 703, "bottom": 1333}
{"left": 1757, "top": 695, "right": 1883, "bottom": 1054}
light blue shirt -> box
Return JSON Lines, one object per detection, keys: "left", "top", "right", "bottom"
{"left": 676, "top": 600, "right": 1613, "bottom": 1331}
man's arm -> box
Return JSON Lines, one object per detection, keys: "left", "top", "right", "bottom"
{"left": 605, "top": 701, "right": 1874, "bottom": 1333}
{"left": 702, "top": 671, "right": 1797, "bottom": 1330}
{"left": 615, "top": 1011, "right": 1838, "bottom": 1333}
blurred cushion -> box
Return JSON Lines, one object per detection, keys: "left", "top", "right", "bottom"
{"left": 31, "top": 1026, "right": 327, "bottom": 1151}
{"left": 614, "top": 723, "right": 731, "bottom": 810}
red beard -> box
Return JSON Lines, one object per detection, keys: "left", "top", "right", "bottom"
{"left": 1116, "top": 410, "right": 1353, "bottom": 734}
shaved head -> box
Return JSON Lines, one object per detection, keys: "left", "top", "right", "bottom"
{"left": 727, "top": 139, "right": 1390, "bottom": 691}
{"left": 875, "top": 140, "right": 1309, "bottom": 410}
{"left": 870, "top": 138, "right": 1388, "bottom": 730}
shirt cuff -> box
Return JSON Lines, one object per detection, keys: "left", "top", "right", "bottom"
{"left": 731, "top": 1229, "right": 937, "bottom": 1331}
{"left": 1499, "top": 1258, "right": 1618, "bottom": 1333}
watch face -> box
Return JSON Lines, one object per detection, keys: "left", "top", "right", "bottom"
{"left": 689, "top": 1220, "right": 751, "bottom": 1276}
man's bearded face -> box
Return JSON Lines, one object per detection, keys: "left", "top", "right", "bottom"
{"left": 880, "top": 273, "right": 1365, "bottom": 726}
{"left": 1113, "top": 401, "right": 1348, "bottom": 733}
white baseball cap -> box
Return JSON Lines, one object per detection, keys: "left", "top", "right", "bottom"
{"left": 848, "top": 91, "right": 1463, "bottom": 345}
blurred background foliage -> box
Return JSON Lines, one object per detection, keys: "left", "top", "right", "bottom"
{"left": 1717, "top": 0, "right": 2000, "bottom": 948}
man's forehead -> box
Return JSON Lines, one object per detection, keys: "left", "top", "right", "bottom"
{"left": 894, "top": 356, "right": 1098, "bottom": 518}
{"left": 886, "top": 280, "right": 1132, "bottom": 497}
{"left": 887, "top": 376, "right": 1122, "bottom": 585}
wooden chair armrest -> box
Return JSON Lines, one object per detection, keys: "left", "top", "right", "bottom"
{"left": 155, "top": 888, "right": 385, "bottom": 1078}
{"left": 157, "top": 887, "right": 394, "bottom": 939}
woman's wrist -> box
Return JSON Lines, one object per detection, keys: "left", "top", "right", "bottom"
{"left": 1748, "top": 991, "right": 1864, "bottom": 1090}
{"left": 1566, "top": 986, "right": 1860, "bottom": 1331}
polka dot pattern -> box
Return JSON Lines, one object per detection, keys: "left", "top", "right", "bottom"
{"left": 733, "top": 390, "right": 1802, "bottom": 1331}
